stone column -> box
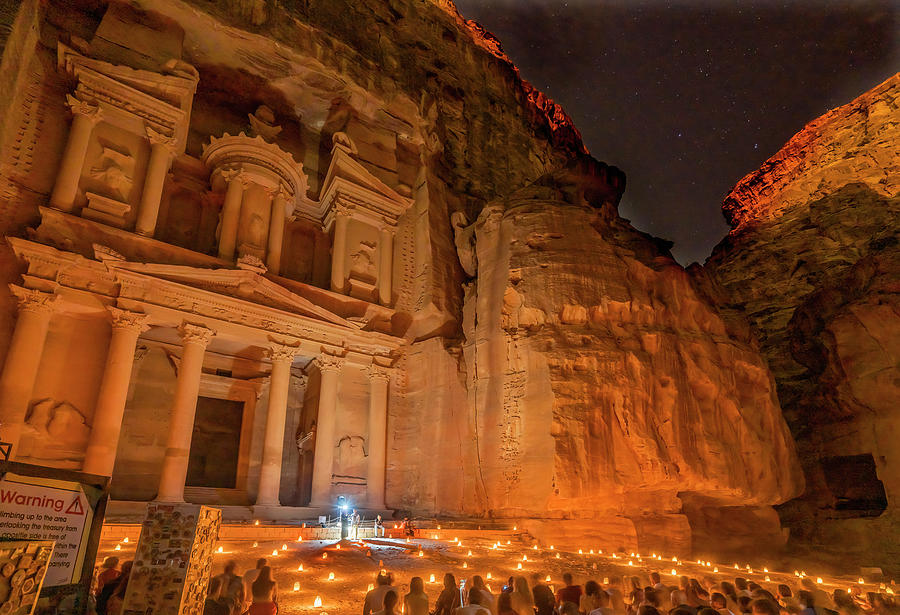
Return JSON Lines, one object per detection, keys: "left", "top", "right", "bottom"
{"left": 329, "top": 205, "right": 350, "bottom": 294}
{"left": 49, "top": 95, "right": 103, "bottom": 212}
{"left": 255, "top": 342, "right": 300, "bottom": 507}
{"left": 0, "top": 287, "right": 57, "bottom": 457}
{"left": 266, "top": 186, "right": 289, "bottom": 275}
{"left": 217, "top": 170, "right": 247, "bottom": 261}
{"left": 156, "top": 323, "right": 214, "bottom": 502}
{"left": 309, "top": 355, "right": 344, "bottom": 507}
{"left": 377, "top": 224, "right": 394, "bottom": 306}
{"left": 82, "top": 308, "right": 150, "bottom": 476}
{"left": 365, "top": 365, "right": 391, "bottom": 510}
{"left": 135, "top": 128, "right": 176, "bottom": 237}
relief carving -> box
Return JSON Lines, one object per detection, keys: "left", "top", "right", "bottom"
{"left": 89, "top": 145, "right": 135, "bottom": 200}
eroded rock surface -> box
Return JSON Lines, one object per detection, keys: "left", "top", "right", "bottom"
{"left": 703, "top": 74, "right": 900, "bottom": 566}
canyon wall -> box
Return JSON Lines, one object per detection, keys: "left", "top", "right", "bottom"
{"left": 0, "top": 0, "right": 816, "bottom": 559}
{"left": 701, "top": 74, "right": 900, "bottom": 567}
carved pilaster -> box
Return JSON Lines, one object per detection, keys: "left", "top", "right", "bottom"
{"left": 108, "top": 307, "right": 150, "bottom": 333}
{"left": 9, "top": 285, "right": 57, "bottom": 315}
{"left": 177, "top": 322, "right": 214, "bottom": 347}
{"left": 268, "top": 342, "right": 301, "bottom": 363}
{"left": 366, "top": 364, "right": 392, "bottom": 383}
{"left": 65, "top": 94, "right": 103, "bottom": 124}
{"left": 315, "top": 354, "right": 345, "bottom": 374}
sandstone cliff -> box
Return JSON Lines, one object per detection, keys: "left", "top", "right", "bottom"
{"left": 444, "top": 160, "right": 803, "bottom": 554}
{"left": 702, "top": 73, "right": 900, "bottom": 567}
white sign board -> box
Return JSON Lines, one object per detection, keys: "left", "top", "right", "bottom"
{"left": 0, "top": 473, "right": 93, "bottom": 587}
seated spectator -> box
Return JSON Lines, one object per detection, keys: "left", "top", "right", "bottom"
{"left": 497, "top": 592, "right": 518, "bottom": 615}
{"left": 455, "top": 587, "right": 492, "bottom": 615}
{"left": 248, "top": 566, "right": 278, "bottom": 615}
{"left": 557, "top": 573, "right": 584, "bottom": 607}
{"left": 365, "top": 571, "right": 396, "bottom": 615}
{"left": 377, "top": 590, "right": 400, "bottom": 615}
{"left": 204, "top": 577, "right": 230, "bottom": 615}
{"left": 750, "top": 599, "right": 780, "bottom": 615}
{"left": 405, "top": 577, "right": 430, "bottom": 615}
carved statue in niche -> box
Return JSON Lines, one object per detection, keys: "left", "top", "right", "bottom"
{"left": 248, "top": 105, "right": 282, "bottom": 143}
{"left": 349, "top": 241, "right": 377, "bottom": 282}
{"left": 248, "top": 213, "right": 266, "bottom": 248}
{"left": 451, "top": 211, "right": 477, "bottom": 277}
{"left": 18, "top": 399, "right": 91, "bottom": 466}
{"left": 334, "top": 435, "right": 366, "bottom": 482}
{"left": 89, "top": 144, "right": 134, "bottom": 201}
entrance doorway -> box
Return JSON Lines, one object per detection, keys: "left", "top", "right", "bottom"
{"left": 186, "top": 396, "right": 244, "bottom": 488}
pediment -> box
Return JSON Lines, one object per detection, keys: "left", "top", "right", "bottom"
{"left": 320, "top": 144, "right": 411, "bottom": 212}
{"left": 108, "top": 261, "right": 357, "bottom": 329}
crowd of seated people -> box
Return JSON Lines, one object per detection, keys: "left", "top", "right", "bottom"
{"left": 357, "top": 569, "right": 899, "bottom": 615}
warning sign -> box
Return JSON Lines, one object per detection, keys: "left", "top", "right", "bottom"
{"left": 0, "top": 473, "right": 93, "bottom": 587}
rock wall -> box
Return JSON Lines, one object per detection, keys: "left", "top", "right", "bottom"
{"left": 702, "top": 74, "right": 900, "bottom": 568}
{"left": 456, "top": 161, "right": 803, "bottom": 555}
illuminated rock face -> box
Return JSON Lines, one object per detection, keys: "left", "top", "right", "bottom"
{"left": 447, "top": 164, "right": 802, "bottom": 553}
{"left": 703, "top": 74, "right": 900, "bottom": 565}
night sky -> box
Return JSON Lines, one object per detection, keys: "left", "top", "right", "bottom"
{"left": 452, "top": 0, "right": 899, "bottom": 264}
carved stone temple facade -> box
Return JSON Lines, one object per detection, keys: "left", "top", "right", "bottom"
{"left": 8, "top": 0, "right": 892, "bottom": 565}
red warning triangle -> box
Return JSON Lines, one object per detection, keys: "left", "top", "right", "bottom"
{"left": 65, "top": 496, "right": 85, "bottom": 515}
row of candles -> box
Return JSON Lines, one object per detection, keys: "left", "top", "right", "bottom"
{"left": 109, "top": 523, "right": 895, "bottom": 611}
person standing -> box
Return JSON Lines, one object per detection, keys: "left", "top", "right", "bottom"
{"left": 213, "top": 560, "right": 244, "bottom": 612}
{"left": 242, "top": 558, "right": 267, "bottom": 614}
{"left": 556, "top": 573, "right": 583, "bottom": 608}
{"left": 510, "top": 577, "right": 534, "bottom": 615}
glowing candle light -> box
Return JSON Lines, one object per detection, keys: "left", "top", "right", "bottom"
{"left": 297, "top": 535, "right": 303, "bottom": 542}
{"left": 368, "top": 584, "right": 375, "bottom": 592}
{"left": 217, "top": 546, "right": 224, "bottom": 553}
{"left": 114, "top": 545, "right": 121, "bottom": 551}
{"left": 282, "top": 544, "right": 288, "bottom": 551}
{"left": 329, "top": 572, "right": 335, "bottom": 581}
{"left": 433, "top": 535, "right": 438, "bottom": 540}
{"left": 468, "top": 551, "right": 473, "bottom": 557}
{"left": 323, "top": 553, "right": 328, "bottom": 559}
{"left": 546, "top": 575, "right": 552, "bottom": 582}
{"left": 579, "top": 549, "right": 583, "bottom": 554}
{"left": 253, "top": 542, "right": 259, "bottom": 548}
{"left": 628, "top": 561, "right": 634, "bottom": 567}
{"left": 255, "top": 520, "right": 260, "bottom": 526}
{"left": 817, "top": 578, "right": 823, "bottom": 584}
{"left": 487, "top": 573, "right": 492, "bottom": 580}
{"left": 795, "top": 571, "right": 801, "bottom": 577}
{"left": 555, "top": 553, "right": 560, "bottom": 559}
{"left": 513, "top": 526, "right": 517, "bottom": 530}
{"left": 293, "top": 582, "right": 300, "bottom": 591}
{"left": 673, "top": 557, "right": 678, "bottom": 562}
{"left": 858, "top": 578, "right": 865, "bottom": 585}
{"left": 454, "top": 537, "right": 459, "bottom": 543}
{"left": 671, "top": 569, "right": 677, "bottom": 576}
{"left": 734, "top": 564, "right": 740, "bottom": 570}
{"left": 430, "top": 574, "right": 436, "bottom": 583}
{"left": 463, "top": 562, "right": 468, "bottom": 569}
{"left": 764, "top": 568, "right": 769, "bottom": 573}
{"left": 523, "top": 555, "right": 528, "bottom": 561}
{"left": 272, "top": 550, "right": 278, "bottom": 556}
{"left": 507, "top": 540, "right": 511, "bottom": 545}
{"left": 314, "top": 597, "right": 322, "bottom": 608}
{"left": 419, "top": 550, "right": 424, "bottom": 557}
{"left": 590, "top": 549, "right": 594, "bottom": 554}
{"left": 766, "top": 576, "right": 771, "bottom": 582}
{"left": 550, "top": 545, "right": 555, "bottom": 550}
{"left": 438, "top": 525, "right": 442, "bottom": 529}
{"left": 123, "top": 538, "right": 129, "bottom": 543}
{"left": 298, "top": 564, "right": 304, "bottom": 572}
{"left": 714, "top": 568, "right": 718, "bottom": 573}
{"left": 517, "top": 563, "right": 523, "bottom": 570}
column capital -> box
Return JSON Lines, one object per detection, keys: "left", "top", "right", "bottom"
{"left": 268, "top": 342, "right": 301, "bottom": 363}
{"left": 366, "top": 364, "right": 391, "bottom": 383}
{"left": 108, "top": 307, "right": 150, "bottom": 333}
{"left": 9, "top": 286, "right": 57, "bottom": 315}
{"left": 315, "top": 354, "right": 345, "bottom": 374}
{"left": 65, "top": 94, "right": 103, "bottom": 124}
{"left": 377, "top": 218, "right": 395, "bottom": 234}
{"left": 220, "top": 167, "right": 252, "bottom": 188}
{"left": 145, "top": 126, "right": 177, "bottom": 152}
{"left": 177, "top": 322, "right": 215, "bottom": 347}
{"left": 334, "top": 203, "right": 354, "bottom": 217}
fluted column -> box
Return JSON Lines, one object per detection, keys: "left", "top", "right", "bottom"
{"left": 0, "top": 287, "right": 57, "bottom": 457}
{"left": 366, "top": 365, "right": 390, "bottom": 510}
{"left": 377, "top": 224, "right": 393, "bottom": 306}
{"left": 156, "top": 323, "right": 214, "bottom": 502}
{"left": 266, "top": 186, "right": 289, "bottom": 275}
{"left": 217, "top": 170, "right": 247, "bottom": 261}
{"left": 309, "top": 355, "right": 344, "bottom": 507}
{"left": 135, "top": 128, "right": 176, "bottom": 237}
{"left": 82, "top": 308, "right": 150, "bottom": 476}
{"left": 256, "top": 342, "right": 300, "bottom": 506}
{"left": 49, "top": 95, "right": 103, "bottom": 212}
{"left": 329, "top": 205, "right": 350, "bottom": 294}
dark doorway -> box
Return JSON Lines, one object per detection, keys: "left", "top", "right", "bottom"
{"left": 186, "top": 397, "right": 244, "bottom": 489}
{"left": 820, "top": 453, "right": 888, "bottom": 517}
